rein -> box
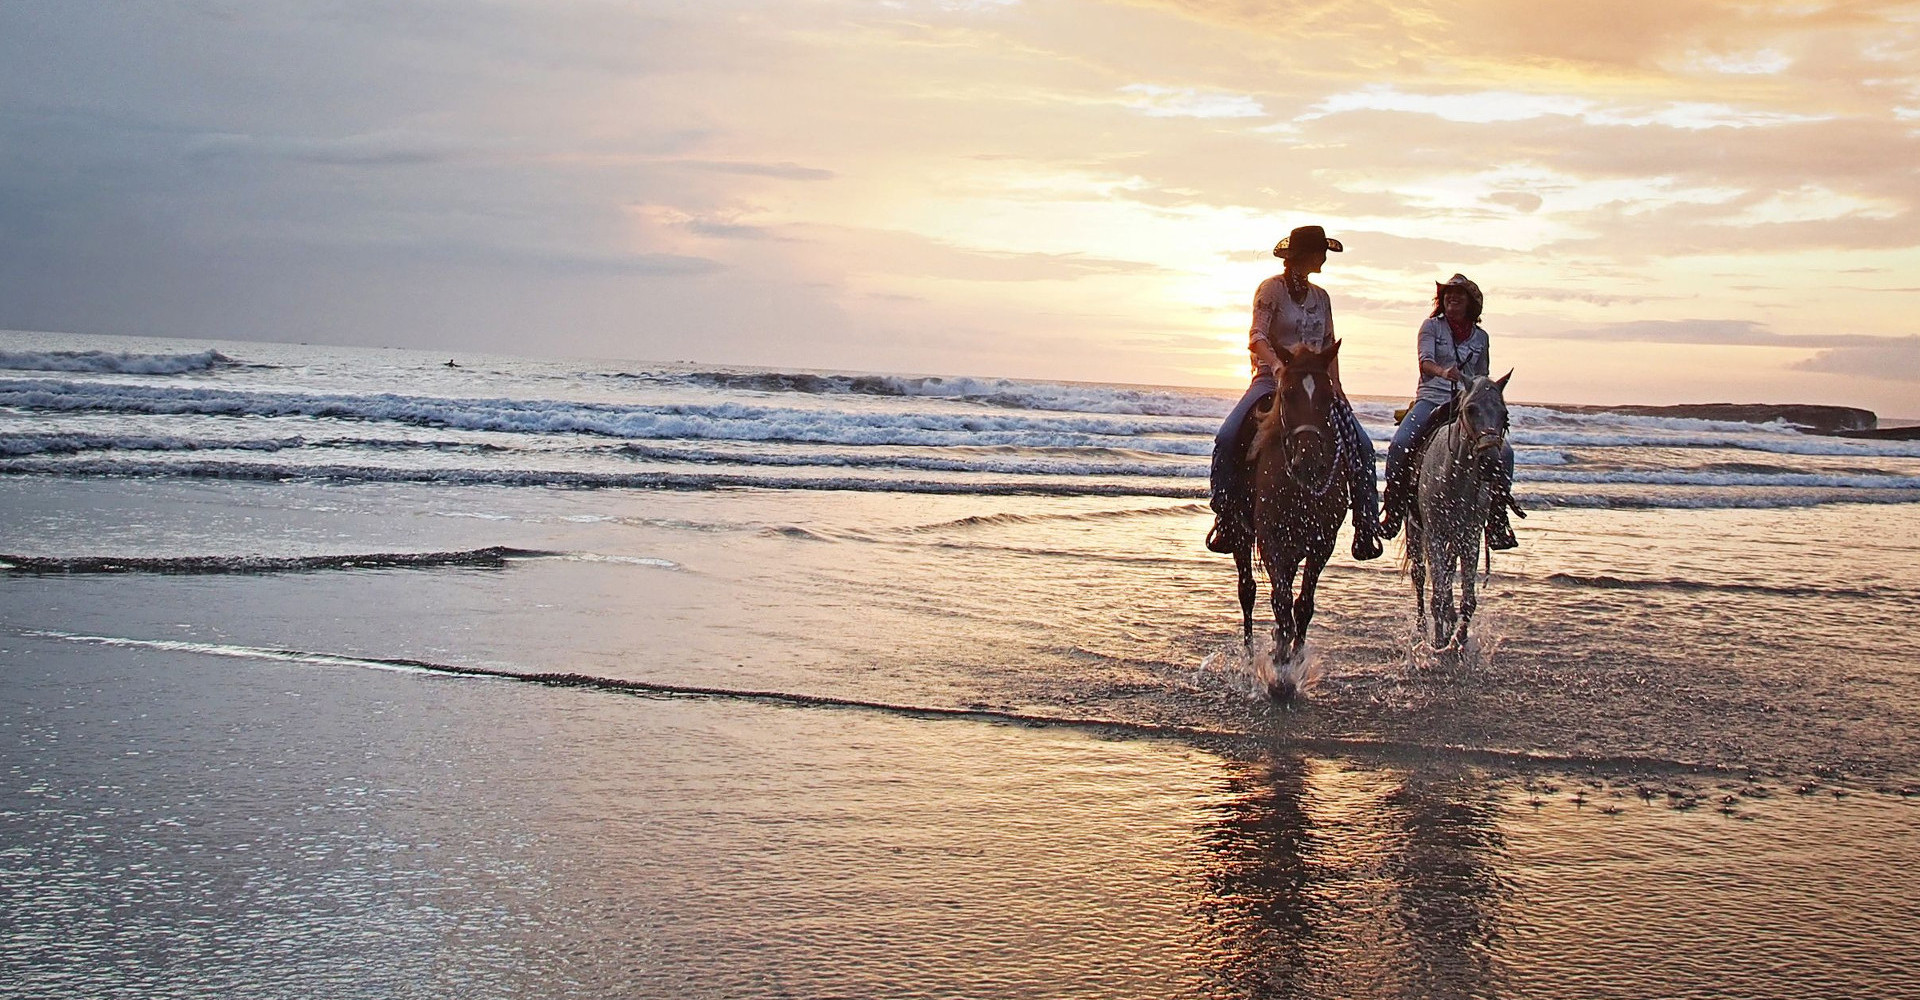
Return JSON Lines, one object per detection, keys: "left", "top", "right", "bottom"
{"left": 1279, "top": 400, "right": 1343, "bottom": 498}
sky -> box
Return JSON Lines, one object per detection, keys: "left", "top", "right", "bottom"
{"left": 2, "top": 1, "right": 1918, "bottom": 413}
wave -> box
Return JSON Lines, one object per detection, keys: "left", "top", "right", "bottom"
{"left": 13, "top": 627, "right": 1788, "bottom": 778}
{"left": 1518, "top": 489, "right": 1920, "bottom": 510}
{"left": 12, "top": 456, "right": 1919, "bottom": 510}
{"left": 609, "top": 441, "right": 1208, "bottom": 478}
{"left": 0, "top": 456, "right": 1212, "bottom": 496}
{"left": 904, "top": 503, "right": 1212, "bottom": 532}
{"left": 1522, "top": 469, "right": 1920, "bottom": 489}
{"left": 1508, "top": 428, "right": 1920, "bottom": 458}
{"left": 1542, "top": 571, "right": 1911, "bottom": 602}
{"left": 12, "top": 627, "right": 1234, "bottom": 740}
{"left": 0, "top": 546, "right": 555, "bottom": 575}
{"left": 0, "top": 349, "right": 233, "bottom": 375}
{"left": 0, "top": 431, "right": 305, "bottom": 456}
{"left": 624, "top": 369, "right": 1236, "bottom": 418}
{"left": 0, "top": 378, "right": 1221, "bottom": 451}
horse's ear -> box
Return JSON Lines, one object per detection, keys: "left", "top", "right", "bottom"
{"left": 1495, "top": 368, "right": 1513, "bottom": 391}
{"left": 1326, "top": 337, "right": 1342, "bottom": 359}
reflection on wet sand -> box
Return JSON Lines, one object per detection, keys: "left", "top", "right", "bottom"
{"left": 1195, "top": 754, "right": 1509, "bottom": 999}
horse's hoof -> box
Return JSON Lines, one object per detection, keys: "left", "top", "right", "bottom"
{"left": 1267, "top": 678, "right": 1298, "bottom": 702}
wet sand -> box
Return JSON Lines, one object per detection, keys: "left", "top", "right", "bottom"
{"left": 5, "top": 634, "right": 1916, "bottom": 999}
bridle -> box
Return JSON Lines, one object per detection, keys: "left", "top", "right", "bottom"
{"left": 1277, "top": 376, "right": 1342, "bottom": 498}
{"left": 1451, "top": 379, "right": 1507, "bottom": 459}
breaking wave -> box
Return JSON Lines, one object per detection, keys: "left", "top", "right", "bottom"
{"left": 0, "top": 378, "right": 1218, "bottom": 450}
{"left": 623, "top": 369, "right": 1236, "bottom": 418}
{"left": 1542, "top": 571, "right": 1911, "bottom": 603}
{"left": 0, "top": 546, "right": 555, "bottom": 575}
{"left": 0, "top": 349, "right": 233, "bottom": 375}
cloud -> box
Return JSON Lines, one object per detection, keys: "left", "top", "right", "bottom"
{"left": 184, "top": 131, "right": 476, "bottom": 166}
{"left": 1299, "top": 84, "right": 1830, "bottom": 130}
{"left": 1520, "top": 319, "right": 1893, "bottom": 349}
{"left": 670, "top": 159, "right": 837, "bottom": 180}
{"left": 1118, "top": 84, "right": 1266, "bottom": 119}
{"left": 1791, "top": 336, "right": 1920, "bottom": 382}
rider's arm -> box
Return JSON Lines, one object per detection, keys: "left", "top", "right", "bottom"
{"left": 1248, "top": 277, "right": 1286, "bottom": 375}
{"left": 1417, "top": 318, "right": 1461, "bottom": 382}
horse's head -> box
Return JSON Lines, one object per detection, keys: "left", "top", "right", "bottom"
{"left": 1261, "top": 339, "right": 1341, "bottom": 487}
{"left": 1454, "top": 369, "right": 1512, "bottom": 455}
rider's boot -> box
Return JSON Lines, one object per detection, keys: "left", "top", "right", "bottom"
{"left": 1485, "top": 479, "right": 1521, "bottom": 550}
{"left": 1349, "top": 498, "right": 1384, "bottom": 561}
{"left": 1205, "top": 510, "right": 1238, "bottom": 553}
{"left": 1378, "top": 473, "right": 1405, "bottom": 540}
{"left": 1351, "top": 521, "right": 1384, "bottom": 561}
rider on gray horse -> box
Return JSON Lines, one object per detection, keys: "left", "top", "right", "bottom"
{"left": 1379, "top": 273, "right": 1521, "bottom": 549}
{"left": 1206, "top": 225, "right": 1384, "bottom": 561}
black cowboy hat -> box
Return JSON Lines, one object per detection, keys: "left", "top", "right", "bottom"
{"left": 1272, "top": 225, "right": 1344, "bottom": 259}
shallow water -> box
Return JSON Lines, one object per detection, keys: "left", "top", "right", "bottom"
{"left": 3, "top": 332, "right": 1919, "bottom": 996}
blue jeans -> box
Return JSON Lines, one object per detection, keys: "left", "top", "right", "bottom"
{"left": 1387, "top": 398, "right": 1444, "bottom": 491}
{"left": 1210, "top": 375, "right": 1380, "bottom": 533}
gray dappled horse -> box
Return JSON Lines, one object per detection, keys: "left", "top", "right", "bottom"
{"left": 1405, "top": 372, "right": 1512, "bottom": 650}
{"left": 1229, "top": 341, "right": 1350, "bottom": 698}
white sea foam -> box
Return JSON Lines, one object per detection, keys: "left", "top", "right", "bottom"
{"left": 0, "top": 349, "right": 230, "bottom": 374}
{"left": 1510, "top": 429, "right": 1920, "bottom": 458}
{"left": 1523, "top": 469, "right": 1920, "bottom": 489}
{"left": 0, "top": 378, "right": 1219, "bottom": 451}
{"left": 654, "top": 369, "right": 1236, "bottom": 418}
{"left": 0, "top": 431, "right": 303, "bottom": 456}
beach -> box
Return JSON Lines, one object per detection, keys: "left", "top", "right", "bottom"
{"left": 4, "top": 330, "right": 1919, "bottom": 997}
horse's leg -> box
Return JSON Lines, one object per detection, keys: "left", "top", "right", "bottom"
{"left": 1264, "top": 549, "right": 1297, "bottom": 664}
{"left": 1292, "top": 546, "right": 1329, "bottom": 662}
{"left": 1234, "top": 544, "right": 1256, "bottom": 646}
{"left": 1429, "top": 534, "right": 1457, "bottom": 648}
{"left": 1454, "top": 530, "right": 1479, "bottom": 650}
{"left": 1407, "top": 513, "right": 1428, "bottom": 636}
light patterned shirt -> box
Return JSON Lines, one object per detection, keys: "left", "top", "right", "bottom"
{"left": 1414, "top": 315, "right": 1490, "bottom": 405}
{"left": 1248, "top": 274, "right": 1334, "bottom": 378}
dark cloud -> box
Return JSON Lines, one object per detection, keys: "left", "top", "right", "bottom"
{"left": 184, "top": 131, "right": 475, "bottom": 166}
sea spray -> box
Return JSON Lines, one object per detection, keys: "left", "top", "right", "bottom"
{"left": 1196, "top": 633, "right": 1327, "bottom": 702}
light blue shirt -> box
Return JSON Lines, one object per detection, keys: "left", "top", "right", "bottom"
{"left": 1415, "top": 316, "right": 1489, "bottom": 405}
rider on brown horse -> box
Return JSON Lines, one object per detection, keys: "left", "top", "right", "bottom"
{"left": 1207, "top": 225, "right": 1383, "bottom": 562}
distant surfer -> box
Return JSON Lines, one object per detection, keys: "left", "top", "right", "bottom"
{"left": 444, "top": 359, "right": 460, "bottom": 368}
{"left": 1205, "top": 225, "right": 1383, "bottom": 560}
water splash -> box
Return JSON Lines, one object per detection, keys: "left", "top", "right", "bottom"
{"left": 1196, "top": 633, "right": 1327, "bottom": 701}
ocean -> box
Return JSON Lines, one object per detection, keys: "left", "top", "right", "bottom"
{"left": 2, "top": 328, "right": 1917, "bottom": 998}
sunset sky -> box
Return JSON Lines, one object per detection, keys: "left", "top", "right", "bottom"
{"left": 3, "top": 1, "right": 1918, "bottom": 413}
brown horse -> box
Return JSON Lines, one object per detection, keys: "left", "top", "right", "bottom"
{"left": 1228, "top": 340, "right": 1351, "bottom": 699}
